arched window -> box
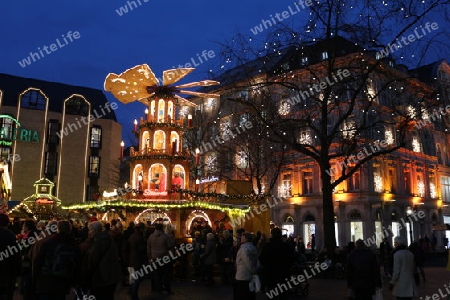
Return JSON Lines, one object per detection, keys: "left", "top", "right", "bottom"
{"left": 158, "top": 99, "right": 165, "bottom": 121}
{"left": 142, "top": 131, "right": 150, "bottom": 151}
{"left": 149, "top": 163, "right": 167, "bottom": 192}
{"left": 153, "top": 130, "right": 166, "bottom": 150}
{"left": 65, "top": 96, "right": 89, "bottom": 116}
{"left": 168, "top": 101, "right": 174, "bottom": 121}
{"left": 171, "top": 164, "right": 185, "bottom": 189}
{"left": 304, "top": 214, "right": 315, "bottom": 222}
{"left": 20, "top": 89, "right": 46, "bottom": 110}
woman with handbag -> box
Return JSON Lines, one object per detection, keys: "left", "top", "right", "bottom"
{"left": 234, "top": 233, "right": 258, "bottom": 300}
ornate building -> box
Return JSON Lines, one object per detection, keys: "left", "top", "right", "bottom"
{"left": 189, "top": 37, "right": 450, "bottom": 249}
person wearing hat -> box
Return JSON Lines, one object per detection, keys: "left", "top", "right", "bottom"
{"left": 346, "top": 239, "right": 381, "bottom": 300}
{"left": 389, "top": 236, "right": 417, "bottom": 299}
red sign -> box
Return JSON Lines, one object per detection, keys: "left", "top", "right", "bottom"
{"left": 35, "top": 198, "right": 54, "bottom": 204}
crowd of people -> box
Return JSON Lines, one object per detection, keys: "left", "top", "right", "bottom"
{"left": 0, "top": 212, "right": 443, "bottom": 300}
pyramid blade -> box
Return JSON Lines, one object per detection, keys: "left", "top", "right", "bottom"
{"left": 178, "top": 90, "right": 220, "bottom": 98}
{"left": 174, "top": 94, "right": 197, "bottom": 107}
{"left": 175, "top": 80, "right": 220, "bottom": 89}
{"left": 162, "top": 68, "right": 195, "bottom": 86}
{"left": 104, "top": 64, "right": 159, "bottom": 104}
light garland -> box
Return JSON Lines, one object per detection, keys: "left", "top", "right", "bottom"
{"left": 62, "top": 200, "right": 250, "bottom": 216}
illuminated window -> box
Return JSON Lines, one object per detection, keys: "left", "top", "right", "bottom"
{"left": 235, "top": 149, "right": 249, "bottom": 169}
{"left": 65, "top": 96, "right": 89, "bottom": 116}
{"left": 301, "top": 56, "right": 308, "bottom": 66}
{"left": 279, "top": 174, "right": 292, "bottom": 197}
{"left": 0, "top": 115, "right": 15, "bottom": 141}
{"left": 90, "top": 127, "right": 102, "bottom": 148}
{"left": 321, "top": 51, "right": 328, "bottom": 60}
{"left": 88, "top": 156, "right": 100, "bottom": 178}
{"left": 441, "top": 176, "right": 450, "bottom": 204}
{"left": 21, "top": 90, "right": 46, "bottom": 110}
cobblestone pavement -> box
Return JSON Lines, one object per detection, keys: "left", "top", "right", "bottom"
{"left": 14, "top": 251, "right": 450, "bottom": 299}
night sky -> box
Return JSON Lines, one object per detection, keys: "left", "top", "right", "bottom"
{"left": 0, "top": 1, "right": 306, "bottom": 142}
{"left": 0, "top": 1, "right": 447, "bottom": 143}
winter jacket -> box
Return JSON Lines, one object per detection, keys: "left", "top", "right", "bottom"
{"left": 202, "top": 237, "right": 217, "bottom": 265}
{"left": 390, "top": 247, "right": 417, "bottom": 297}
{"left": 235, "top": 242, "right": 257, "bottom": 281}
{"left": 147, "top": 229, "right": 174, "bottom": 260}
{"left": 88, "top": 230, "right": 122, "bottom": 289}
{"left": 346, "top": 247, "right": 381, "bottom": 291}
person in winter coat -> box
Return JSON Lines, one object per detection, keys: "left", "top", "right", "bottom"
{"left": 234, "top": 233, "right": 258, "bottom": 300}
{"left": 346, "top": 239, "right": 381, "bottom": 300}
{"left": 34, "top": 220, "right": 81, "bottom": 299}
{"left": 125, "top": 222, "right": 148, "bottom": 300}
{"left": 259, "top": 227, "right": 295, "bottom": 299}
{"left": 389, "top": 236, "right": 417, "bottom": 300}
{"left": 0, "top": 214, "right": 21, "bottom": 300}
{"left": 201, "top": 232, "right": 217, "bottom": 287}
{"left": 147, "top": 223, "right": 175, "bottom": 294}
{"left": 87, "top": 221, "right": 122, "bottom": 300}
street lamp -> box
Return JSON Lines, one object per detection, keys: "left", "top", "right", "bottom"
{"left": 120, "top": 141, "right": 124, "bottom": 159}
{"left": 406, "top": 206, "right": 413, "bottom": 245}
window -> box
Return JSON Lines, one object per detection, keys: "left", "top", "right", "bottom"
{"left": 44, "top": 152, "right": 58, "bottom": 179}
{"left": 417, "top": 174, "right": 425, "bottom": 197}
{"left": 279, "top": 174, "right": 292, "bottom": 197}
{"left": 65, "top": 96, "right": 89, "bottom": 116}
{"left": 441, "top": 176, "right": 450, "bottom": 204}
{"left": 0, "top": 115, "right": 15, "bottom": 141}
{"left": 303, "top": 171, "right": 313, "bottom": 194}
{"left": 404, "top": 170, "right": 411, "bottom": 194}
{"left": 388, "top": 168, "right": 397, "bottom": 193}
{"left": 348, "top": 172, "right": 360, "bottom": 191}
{"left": 20, "top": 90, "right": 46, "bottom": 110}
{"left": 301, "top": 56, "right": 308, "bottom": 66}
{"left": 0, "top": 147, "right": 11, "bottom": 162}
{"left": 298, "top": 130, "right": 312, "bottom": 145}
{"left": 373, "top": 167, "right": 383, "bottom": 193}
{"left": 90, "top": 127, "right": 102, "bottom": 148}
{"left": 321, "top": 51, "right": 328, "bottom": 60}
{"left": 437, "top": 144, "right": 443, "bottom": 164}
{"left": 47, "top": 120, "right": 60, "bottom": 144}
{"left": 88, "top": 156, "right": 100, "bottom": 177}
{"left": 235, "top": 149, "right": 249, "bottom": 169}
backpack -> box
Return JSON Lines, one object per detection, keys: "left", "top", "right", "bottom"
{"left": 42, "top": 243, "right": 77, "bottom": 278}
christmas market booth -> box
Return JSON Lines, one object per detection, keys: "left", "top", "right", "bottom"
{"left": 8, "top": 178, "right": 63, "bottom": 220}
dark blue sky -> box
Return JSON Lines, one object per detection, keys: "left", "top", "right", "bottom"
{"left": 1, "top": 1, "right": 447, "bottom": 143}
{"left": 0, "top": 0, "right": 307, "bottom": 142}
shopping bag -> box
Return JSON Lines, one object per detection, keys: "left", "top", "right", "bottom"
{"left": 372, "top": 287, "right": 383, "bottom": 300}
{"left": 249, "top": 274, "right": 261, "bottom": 293}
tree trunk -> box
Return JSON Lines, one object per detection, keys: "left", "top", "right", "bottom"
{"left": 321, "top": 163, "right": 336, "bottom": 256}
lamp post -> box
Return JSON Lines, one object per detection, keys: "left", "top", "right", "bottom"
{"left": 406, "top": 206, "right": 413, "bottom": 245}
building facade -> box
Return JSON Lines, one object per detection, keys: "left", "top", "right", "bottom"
{"left": 0, "top": 73, "right": 122, "bottom": 206}
{"left": 188, "top": 37, "right": 450, "bottom": 250}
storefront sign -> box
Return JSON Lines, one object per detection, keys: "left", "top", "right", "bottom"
{"left": 0, "top": 115, "right": 40, "bottom": 145}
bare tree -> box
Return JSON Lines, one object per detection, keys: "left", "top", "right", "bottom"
{"left": 208, "top": 0, "right": 450, "bottom": 253}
